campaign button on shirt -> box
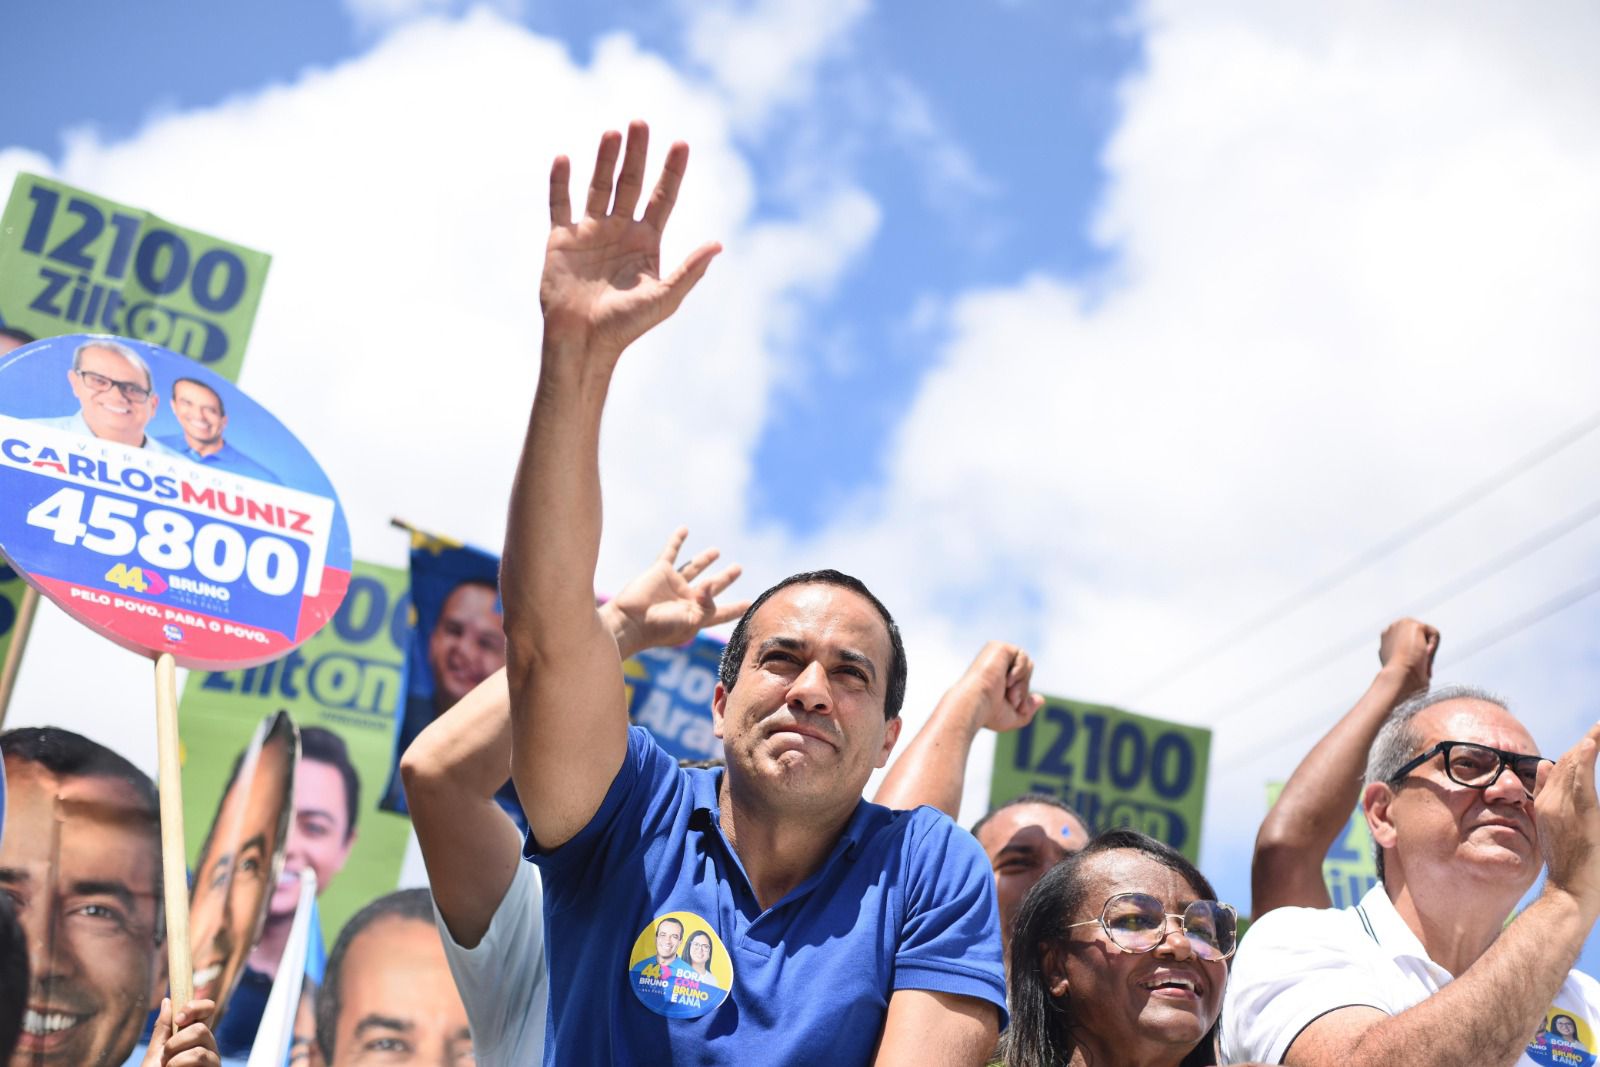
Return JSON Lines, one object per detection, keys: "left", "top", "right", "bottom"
{"left": 627, "top": 911, "right": 733, "bottom": 1019}
{"left": 1530, "top": 1009, "right": 1598, "bottom": 1067}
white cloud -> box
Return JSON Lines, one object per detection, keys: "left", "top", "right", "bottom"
{"left": 682, "top": 0, "right": 871, "bottom": 128}
{"left": 841, "top": 1, "right": 1600, "bottom": 838}
{"left": 1, "top": 9, "right": 878, "bottom": 771}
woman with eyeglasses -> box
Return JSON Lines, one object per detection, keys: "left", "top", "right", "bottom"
{"left": 1002, "top": 829, "right": 1240, "bottom": 1067}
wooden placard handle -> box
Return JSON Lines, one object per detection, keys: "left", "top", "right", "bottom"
{"left": 155, "top": 652, "right": 193, "bottom": 1007}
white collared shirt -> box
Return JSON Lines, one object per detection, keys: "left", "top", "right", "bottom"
{"left": 1220, "top": 884, "right": 1600, "bottom": 1066}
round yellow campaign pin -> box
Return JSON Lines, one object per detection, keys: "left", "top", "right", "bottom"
{"left": 626, "top": 911, "right": 734, "bottom": 1019}
{"left": 1528, "top": 1008, "right": 1597, "bottom": 1067}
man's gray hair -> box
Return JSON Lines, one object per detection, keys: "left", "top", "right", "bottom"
{"left": 1364, "top": 683, "right": 1511, "bottom": 881}
{"left": 73, "top": 337, "right": 153, "bottom": 390}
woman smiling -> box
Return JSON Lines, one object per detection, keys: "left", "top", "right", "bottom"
{"left": 1003, "top": 830, "right": 1239, "bottom": 1067}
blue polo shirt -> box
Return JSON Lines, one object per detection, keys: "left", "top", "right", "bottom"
{"left": 157, "top": 435, "right": 280, "bottom": 483}
{"left": 527, "top": 726, "right": 1006, "bottom": 1065}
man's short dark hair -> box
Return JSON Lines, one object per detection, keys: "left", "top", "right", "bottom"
{"left": 0, "top": 326, "right": 35, "bottom": 347}
{"left": 657, "top": 916, "right": 685, "bottom": 937}
{"left": 317, "top": 887, "right": 435, "bottom": 1063}
{"left": 301, "top": 726, "right": 360, "bottom": 840}
{"left": 718, "top": 570, "right": 908, "bottom": 720}
{"left": 970, "top": 792, "right": 1087, "bottom": 840}
{"left": 171, "top": 376, "right": 225, "bottom": 416}
{"left": 0, "top": 727, "right": 162, "bottom": 937}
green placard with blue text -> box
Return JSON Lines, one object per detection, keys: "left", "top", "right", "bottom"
{"left": 991, "top": 696, "right": 1210, "bottom": 861}
{"left": 0, "top": 173, "right": 270, "bottom": 383}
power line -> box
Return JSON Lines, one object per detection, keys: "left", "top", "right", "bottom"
{"left": 1222, "top": 570, "right": 1600, "bottom": 767}
{"left": 1446, "top": 572, "right": 1600, "bottom": 664}
{"left": 1199, "top": 490, "right": 1600, "bottom": 723}
{"left": 1127, "top": 407, "right": 1600, "bottom": 703}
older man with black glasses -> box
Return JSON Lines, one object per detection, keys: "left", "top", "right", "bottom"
{"left": 1221, "top": 684, "right": 1600, "bottom": 1067}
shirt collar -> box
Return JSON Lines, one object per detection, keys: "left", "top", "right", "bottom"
{"left": 688, "top": 767, "right": 875, "bottom": 860}
{"left": 1355, "top": 882, "right": 1436, "bottom": 965}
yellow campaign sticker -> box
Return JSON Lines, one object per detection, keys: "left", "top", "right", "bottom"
{"left": 1529, "top": 1008, "right": 1596, "bottom": 1067}
{"left": 627, "top": 911, "right": 733, "bottom": 1019}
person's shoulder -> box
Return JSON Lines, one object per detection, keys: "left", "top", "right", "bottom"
{"left": 1246, "top": 900, "right": 1361, "bottom": 942}
{"left": 1559, "top": 963, "right": 1600, "bottom": 1009}
{"left": 221, "top": 445, "right": 280, "bottom": 483}
{"left": 865, "top": 802, "right": 992, "bottom": 882}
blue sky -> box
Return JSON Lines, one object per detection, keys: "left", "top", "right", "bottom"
{"left": 6, "top": 0, "right": 1600, "bottom": 985}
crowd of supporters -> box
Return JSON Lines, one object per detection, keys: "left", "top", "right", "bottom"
{"left": 4, "top": 124, "right": 1597, "bottom": 1067}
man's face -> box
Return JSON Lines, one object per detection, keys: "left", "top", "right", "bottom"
{"left": 269, "top": 759, "right": 356, "bottom": 919}
{"left": 654, "top": 921, "right": 683, "bottom": 962}
{"left": 0, "top": 759, "right": 163, "bottom": 1067}
{"left": 329, "top": 916, "right": 472, "bottom": 1065}
{"left": 1377, "top": 698, "right": 1542, "bottom": 892}
{"left": 426, "top": 585, "right": 506, "bottom": 710}
{"left": 67, "top": 347, "right": 157, "bottom": 446}
{"left": 977, "top": 802, "right": 1089, "bottom": 950}
{"left": 189, "top": 735, "right": 291, "bottom": 1010}
{"left": 171, "top": 380, "right": 226, "bottom": 450}
{"left": 712, "top": 583, "right": 902, "bottom": 814}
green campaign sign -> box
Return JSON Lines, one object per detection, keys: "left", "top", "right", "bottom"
{"left": 991, "top": 696, "right": 1210, "bottom": 861}
{"left": 0, "top": 174, "right": 270, "bottom": 382}
{"left": 0, "top": 563, "right": 26, "bottom": 666}
{"left": 178, "top": 560, "right": 413, "bottom": 945}
{"left": 1265, "top": 782, "right": 1378, "bottom": 908}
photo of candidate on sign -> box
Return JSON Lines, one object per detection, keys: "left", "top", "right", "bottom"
{"left": 0, "top": 333, "right": 351, "bottom": 668}
{"left": 379, "top": 534, "right": 506, "bottom": 816}
{"left": 189, "top": 710, "right": 297, "bottom": 1025}
{"left": 627, "top": 911, "right": 733, "bottom": 1020}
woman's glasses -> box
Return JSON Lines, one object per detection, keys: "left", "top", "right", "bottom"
{"left": 1066, "top": 892, "right": 1238, "bottom": 962}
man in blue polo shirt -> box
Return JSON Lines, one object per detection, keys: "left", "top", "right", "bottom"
{"left": 158, "top": 377, "right": 279, "bottom": 483}
{"left": 499, "top": 122, "right": 1007, "bottom": 1065}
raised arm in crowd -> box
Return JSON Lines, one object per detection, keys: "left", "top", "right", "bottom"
{"left": 1252, "top": 618, "right": 1438, "bottom": 917}
{"left": 496, "top": 121, "right": 1005, "bottom": 1065}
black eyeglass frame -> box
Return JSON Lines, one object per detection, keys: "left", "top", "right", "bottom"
{"left": 1064, "top": 891, "right": 1238, "bottom": 962}
{"left": 1387, "top": 739, "right": 1553, "bottom": 799}
{"left": 75, "top": 368, "right": 153, "bottom": 403}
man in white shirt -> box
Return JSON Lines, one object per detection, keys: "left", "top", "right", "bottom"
{"left": 1222, "top": 684, "right": 1600, "bottom": 1067}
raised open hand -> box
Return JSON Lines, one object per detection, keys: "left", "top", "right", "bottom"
{"left": 605, "top": 527, "right": 750, "bottom": 659}
{"left": 1535, "top": 721, "right": 1600, "bottom": 919}
{"left": 541, "top": 121, "right": 722, "bottom": 362}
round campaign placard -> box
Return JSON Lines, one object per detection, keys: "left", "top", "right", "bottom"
{"left": 0, "top": 334, "right": 351, "bottom": 669}
{"left": 627, "top": 911, "right": 734, "bottom": 1019}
